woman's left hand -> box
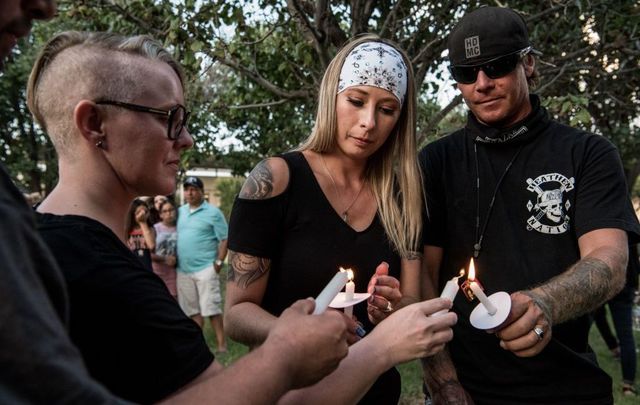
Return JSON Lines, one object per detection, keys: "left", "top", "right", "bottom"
{"left": 366, "top": 262, "right": 402, "bottom": 324}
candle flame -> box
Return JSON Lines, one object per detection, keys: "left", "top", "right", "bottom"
{"left": 467, "top": 258, "right": 476, "bottom": 281}
{"left": 339, "top": 267, "right": 354, "bottom": 282}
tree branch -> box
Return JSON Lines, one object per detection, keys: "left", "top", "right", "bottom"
{"left": 228, "top": 99, "right": 289, "bottom": 110}
{"left": 379, "top": 0, "right": 404, "bottom": 38}
{"left": 417, "top": 93, "right": 464, "bottom": 146}
{"left": 536, "top": 63, "right": 569, "bottom": 95}
{"left": 287, "top": 0, "right": 330, "bottom": 67}
{"left": 216, "top": 55, "right": 312, "bottom": 99}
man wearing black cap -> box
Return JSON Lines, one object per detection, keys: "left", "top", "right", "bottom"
{"left": 419, "top": 6, "right": 640, "bottom": 404}
{"left": 177, "top": 176, "right": 229, "bottom": 352}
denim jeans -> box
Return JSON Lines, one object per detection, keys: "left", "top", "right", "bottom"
{"left": 608, "top": 286, "right": 637, "bottom": 384}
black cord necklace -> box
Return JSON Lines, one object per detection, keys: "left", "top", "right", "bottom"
{"left": 473, "top": 142, "right": 524, "bottom": 258}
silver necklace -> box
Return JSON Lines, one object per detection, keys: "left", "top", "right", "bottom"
{"left": 320, "top": 153, "right": 365, "bottom": 224}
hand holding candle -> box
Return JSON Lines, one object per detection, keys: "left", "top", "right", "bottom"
{"left": 313, "top": 269, "right": 349, "bottom": 314}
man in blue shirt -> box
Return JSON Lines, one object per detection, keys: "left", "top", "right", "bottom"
{"left": 177, "top": 176, "right": 228, "bottom": 352}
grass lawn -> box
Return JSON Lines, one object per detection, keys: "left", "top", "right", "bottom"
{"left": 208, "top": 267, "right": 638, "bottom": 403}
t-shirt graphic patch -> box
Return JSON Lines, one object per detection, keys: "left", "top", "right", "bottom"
{"left": 525, "top": 173, "right": 574, "bottom": 234}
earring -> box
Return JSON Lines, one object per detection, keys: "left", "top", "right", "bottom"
{"left": 95, "top": 139, "right": 104, "bottom": 148}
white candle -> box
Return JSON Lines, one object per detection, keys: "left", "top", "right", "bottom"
{"left": 313, "top": 269, "right": 349, "bottom": 314}
{"left": 441, "top": 269, "right": 465, "bottom": 301}
{"left": 469, "top": 281, "right": 497, "bottom": 315}
{"left": 344, "top": 269, "right": 355, "bottom": 318}
{"left": 466, "top": 258, "right": 497, "bottom": 315}
{"left": 433, "top": 269, "right": 464, "bottom": 316}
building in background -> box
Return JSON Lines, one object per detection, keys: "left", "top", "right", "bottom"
{"left": 179, "top": 168, "right": 235, "bottom": 206}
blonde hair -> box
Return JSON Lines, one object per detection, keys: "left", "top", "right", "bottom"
{"left": 27, "top": 31, "right": 183, "bottom": 157}
{"left": 298, "top": 34, "right": 423, "bottom": 258}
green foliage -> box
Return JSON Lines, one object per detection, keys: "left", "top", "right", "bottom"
{"left": 1, "top": 0, "right": 639, "bottom": 190}
{"left": 214, "top": 177, "right": 244, "bottom": 220}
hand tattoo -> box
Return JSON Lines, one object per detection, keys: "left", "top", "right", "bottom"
{"left": 227, "top": 250, "right": 271, "bottom": 289}
{"left": 240, "top": 159, "right": 273, "bottom": 199}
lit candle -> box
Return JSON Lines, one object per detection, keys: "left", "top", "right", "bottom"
{"left": 313, "top": 268, "right": 349, "bottom": 314}
{"left": 344, "top": 269, "right": 355, "bottom": 318}
{"left": 467, "top": 259, "right": 497, "bottom": 315}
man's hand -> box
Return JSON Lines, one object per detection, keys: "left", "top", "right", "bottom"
{"left": 214, "top": 260, "right": 223, "bottom": 273}
{"left": 265, "top": 299, "right": 349, "bottom": 389}
{"left": 492, "top": 291, "right": 552, "bottom": 357}
{"left": 367, "top": 262, "right": 402, "bottom": 324}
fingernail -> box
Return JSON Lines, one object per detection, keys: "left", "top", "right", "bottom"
{"left": 355, "top": 325, "right": 367, "bottom": 337}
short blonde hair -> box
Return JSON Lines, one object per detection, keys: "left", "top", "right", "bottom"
{"left": 299, "top": 34, "right": 423, "bottom": 258}
{"left": 27, "top": 31, "right": 183, "bottom": 157}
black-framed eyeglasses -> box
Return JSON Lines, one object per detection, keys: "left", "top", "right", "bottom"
{"left": 449, "top": 46, "right": 533, "bottom": 85}
{"left": 96, "top": 100, "right": 190, "bottom": 140}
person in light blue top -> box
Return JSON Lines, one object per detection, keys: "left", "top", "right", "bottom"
{"left": 177, "top": 176, "right": 228, "bottom": 352}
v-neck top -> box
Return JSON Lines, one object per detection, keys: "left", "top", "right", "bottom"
{"left": 228, "top": 151, "right": 401, "bottom": 330}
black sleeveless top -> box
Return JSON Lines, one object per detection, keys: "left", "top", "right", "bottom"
{"left": 229, "top": 151, "right": 401, "bottom": 404}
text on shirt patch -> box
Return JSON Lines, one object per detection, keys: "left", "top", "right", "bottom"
{"left": 526, "top": 173, "right": 574, "bottom": 234}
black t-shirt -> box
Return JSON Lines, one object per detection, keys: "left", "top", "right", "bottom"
{"left": 419, "top": 96, "right": 640, "bottom": 404}
{"left": 229, "top": 151, "right": 401, "bottom": 405}
{"left": 36, "top": 213, "right": 214, "bottom": 404}
{"left": 0, "top": 164, "right": 123, "bottom": 404}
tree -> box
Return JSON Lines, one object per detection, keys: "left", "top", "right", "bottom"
{"left": 2, "top": 1, "right": 639, "bottom": 192}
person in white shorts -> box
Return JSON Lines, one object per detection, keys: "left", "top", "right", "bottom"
{"left": 177, "top": 176, "right": 228, "bottom": 352}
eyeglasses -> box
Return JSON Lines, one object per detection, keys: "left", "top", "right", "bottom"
{"left": 449, "top": 47, "right": 532, "bottom": 84}
{"left": 96, "top": 100, "right": 190, "bottom": 140}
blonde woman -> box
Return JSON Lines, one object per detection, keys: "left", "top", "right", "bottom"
{"left": 226, "top": 34, "right": 446, "bottom": 404}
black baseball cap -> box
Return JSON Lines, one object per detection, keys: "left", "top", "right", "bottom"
{"left": 448, "top": 7, "right": 541, "bottom": 66}
{"left": 183, "top": 176, "right": 203, "bottom": 190}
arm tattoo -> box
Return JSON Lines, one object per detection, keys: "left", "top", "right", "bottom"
{"left": 227, "top": 250, "right": 271, "bottom": 289}
{"left": 421, "top": 349, "right": 467, "bottom": 402}
{"left": 529, "top": 257, "right": 619, "bottom": 325}
{"left": 240, "top": 160, "right": 273, "bottom": 199}
{"left": 405, "top": 251, "right": 423, "bottom": 261}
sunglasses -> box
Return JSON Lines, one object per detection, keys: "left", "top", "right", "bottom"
{"left": 449, "top": 47, "right": 532, "bottom": 84}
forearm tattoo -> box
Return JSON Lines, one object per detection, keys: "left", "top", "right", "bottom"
{"left": 530, "top": 256, "right": 621, "bottom": 325}
{"left": 421, "top": 350, "right": 463, "bottom": 399}
{"left": 240, "top": 159, "right": 273, "bottom": 199}
{"left": 227, "top": 250, "right": 271, "bottom": 289}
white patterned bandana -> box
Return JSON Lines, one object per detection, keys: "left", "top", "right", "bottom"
{"left": 338, "top": 42, "right": 408, "bottom": 105}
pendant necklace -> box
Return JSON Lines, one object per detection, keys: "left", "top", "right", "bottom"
{"left": 473, "top": 142, "right": 524, "bottom": 258}
{"left": 320, "top": 153, "right": 365, "bottom": 224}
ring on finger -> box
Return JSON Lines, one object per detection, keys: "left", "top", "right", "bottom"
{"left": 533, "top": 326, "right": 544, "bottom": 341}
{"left": 383, "top": 300, "right": 393, "bottom": 313}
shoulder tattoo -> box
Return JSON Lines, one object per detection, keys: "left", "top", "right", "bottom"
{"left": 240, "top": 160, "right": 274, "bottom": 199}
{"left": 227, "top": 250, "right": 271, "bottom": 289}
